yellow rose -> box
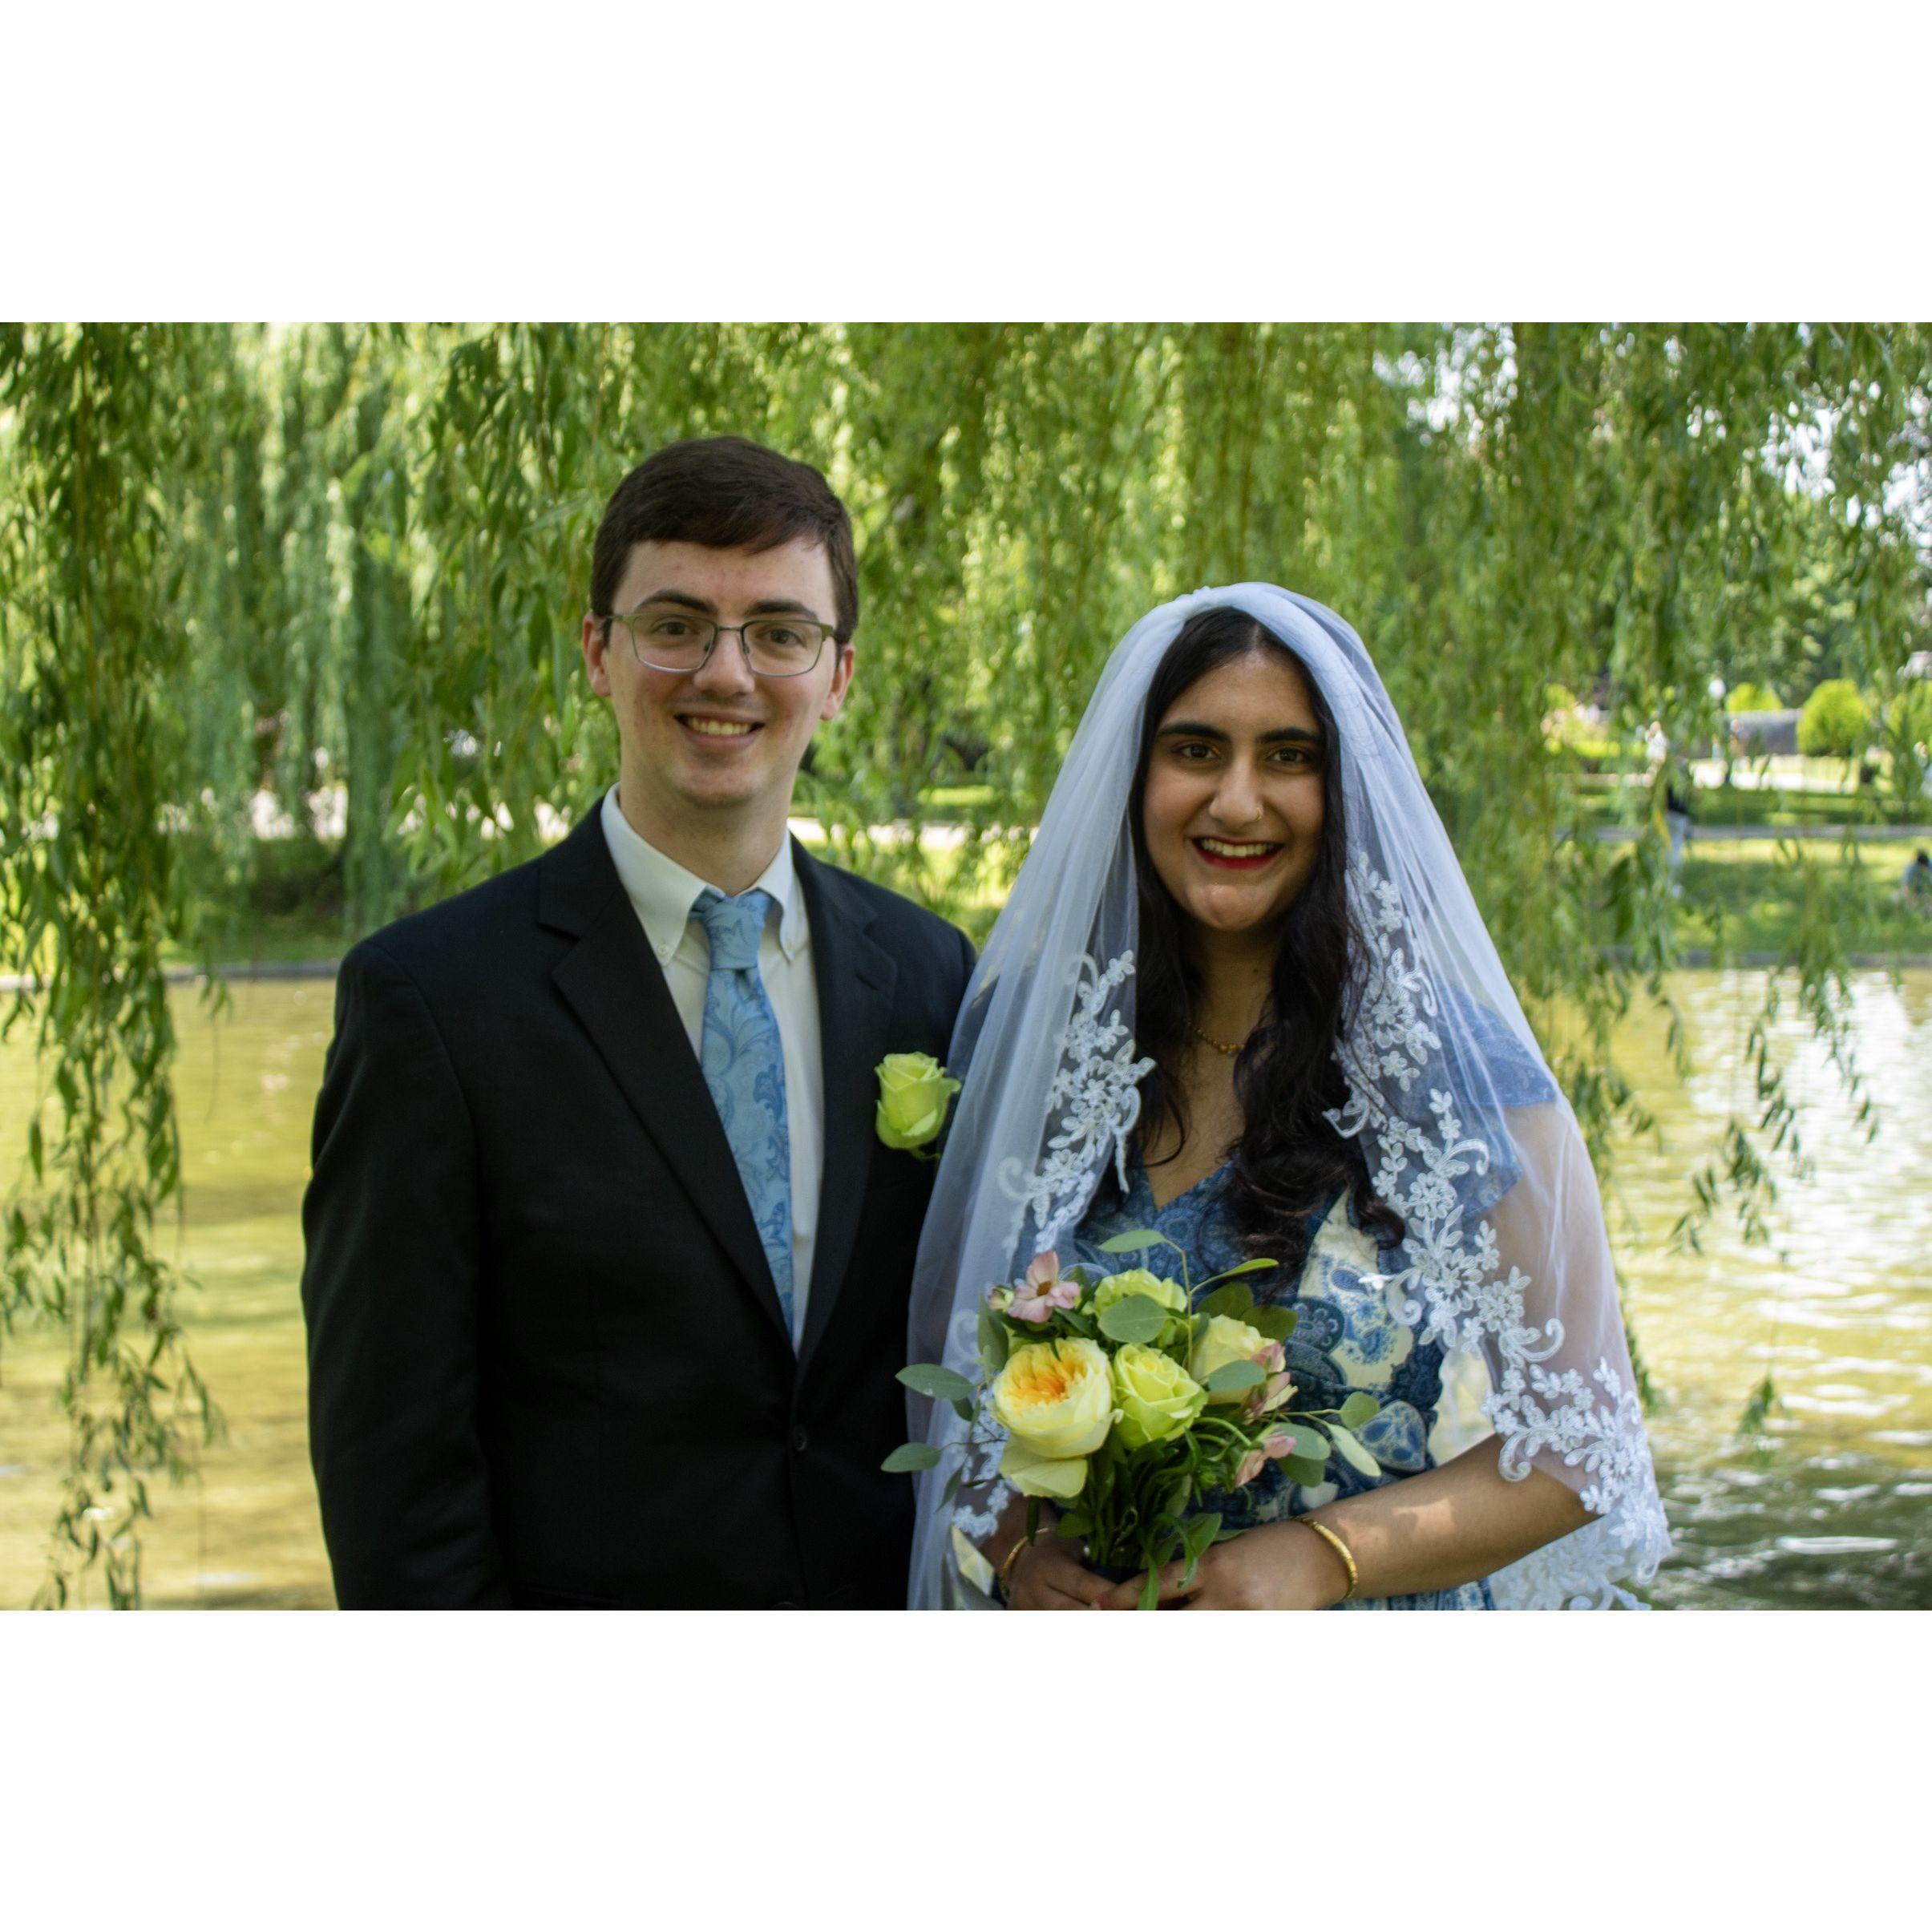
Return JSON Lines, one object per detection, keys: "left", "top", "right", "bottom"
{"left": 1189, "top": 1314, "right": 1270, "bottom": 1404}
{"left": 1110, "top": 1344, "right": 1207, "bottom": 1450}
{"left": 999, "top": 1436, "right": 1091, "bottom": 1501}
{"left": 1091, "top": 1268, "right": 1188, "bottom": 1316}
{"left": 990, "top": 1338, "right": 1115, "bottom": 1458}
{"left": 875, "top": 1052, "right": 962, "bottom": 1151}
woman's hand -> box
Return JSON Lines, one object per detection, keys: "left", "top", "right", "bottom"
{"left": 1002, "top": 1532, "right": 1118, "bottom": 1610}
{"left": 1094, "top": 1518, "right": 1352, "bottom": 1611}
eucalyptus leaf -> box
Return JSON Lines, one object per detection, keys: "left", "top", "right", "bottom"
{"left": 1097, "top": 1295, "right": 1168, "bottom": 1345}
{"left": 1247, "top": 1305, "right": 1295, "bottom": 1342}
{"left": 880, "top": 1441, "right": 943, "bottom": 1473}
{"left": 1284, "top": 1455, "right": 1330, "bottom": 1488}
{"left": 897, "top": 1362, "right": 975, "bottom": 1403}
{"left": 1328, "top": 1422, "right": 1382, "bottom": 1477}
{"left": 1200, "top": 1283, "right": 1259, "bottom": 1320}
{"left": 1097, "top": 1228, "right": 1166, "bottom": 1253}
{"left": 1338, "top": 1391, "right": 1380, "bottom": 1430}
{"left": 1204, "top": 1360, "right": 1265, "bottom": 1394}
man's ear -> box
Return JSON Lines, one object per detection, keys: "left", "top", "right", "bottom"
{"left": 819, "top": 641, "right": 855, "bottom": 721}
{"left": 581, "top": 613, "right": 613, "bottom": 697}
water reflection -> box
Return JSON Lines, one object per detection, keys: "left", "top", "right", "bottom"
{"left": 0, "top": 972, "right": 1926, "bottom": 1607}
{"left": 1610, "top": 971, "right": 1932, "bottom": 1608}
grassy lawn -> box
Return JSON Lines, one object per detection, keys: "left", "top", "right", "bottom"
{"left": 1653, "top": 840, "right": 1932, "bottom": 958}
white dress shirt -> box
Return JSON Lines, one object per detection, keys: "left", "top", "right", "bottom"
{"left": 600, "top": 786, "right": 823, "bottom": 1338}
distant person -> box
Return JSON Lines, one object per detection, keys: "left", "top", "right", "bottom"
{"left": 1663, "top": 762, "right": 1694, "bottom": 887}
{"left": 301, "top": 437, "right": 976, "bottom": 1607}
{"left": 1902, "top": 848, "right": 1932, "bottom": 911}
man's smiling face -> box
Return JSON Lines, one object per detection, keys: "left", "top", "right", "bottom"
{"left": 584, "top": 537, "right": 852, "bottom": 854}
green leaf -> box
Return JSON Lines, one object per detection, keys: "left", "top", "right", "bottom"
{"left": 1328, "top": 1422, "right": 1381, "bottom": 1477}
{"left": 880, "top": 1441, "right": 943, "bottom": 1473}
{"left": 951, "top": 1396, "right": 975, "bottom": 1422}
{"left": 941, "top": 1466, "right": 963, "bottom": 1507}
{"left": 1204, "top": 1360, "right": 1264, "bottom": 1395}
{"left": 1247, "top": 1305, "right": 1295, "bottom": 1342}
{"left": 1274, "top": 1423, "right": 1328, "bottom": 1462}
{"left": 1200, "top": 1258, "right": 1276, "bottom": 1283}
{"left": 1338, "top": 1391, "right": 1380, "bottom": 1430}
{"left": 1097, "top": 1227, "right": 1165, "bottom": 1253}
{"left": 1057, "top": 1510, "right": 1092, "bottom": 1538}
{"left": 897, "top": 1363, "right": 975, "bottom": 1403}
{"left": 1200, "top": 1282, "right": 1258, "bottom": 1320}
{"left": 1179, "top": 1509, "right": 1221, "bottom": 1586}
{"left": 976, "top": 1304, "right": 1008, "bottom": 1376}
{"left": 1097, "top": 1294, "right": 1168, "bottom": 1344}
{"left": 1284, "top": 1454, "right": 1329, "bottom": 1488}
{"left": 1138, "top": 1566, "right": 1162, "bottom": 1612}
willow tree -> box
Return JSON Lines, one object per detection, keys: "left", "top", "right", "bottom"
{"left": 3, "top": 321, "right": 1928, "bottom": 1603}
{"left": 0, "top": 325, "right": 220, "bottom": 1604}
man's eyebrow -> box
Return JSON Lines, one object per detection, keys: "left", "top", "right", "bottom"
{"left": 631, "top": 588, "right": 717, "bottom": 614}
{"left": 1155, "top": 720, "right": 1324, "bottom": 745}
{"left": 629, "top": 589, "right": 829, "bottom": 622}
{"left": 743, "top": 596, "right": 827, "bottom": 620}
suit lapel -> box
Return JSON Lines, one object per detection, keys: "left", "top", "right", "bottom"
{"left": 794, "top": 843, "right": 896, "bottom": 1375}
{"left": 540, "top": 815, "right": 790, "bottom": 1344}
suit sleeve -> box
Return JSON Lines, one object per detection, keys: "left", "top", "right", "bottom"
{"left": 300, "top": 940, "right": 511, "bottom": 1608}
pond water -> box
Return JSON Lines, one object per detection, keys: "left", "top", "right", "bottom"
{"left": 1, "top": 971, "right": 1927, "bottom": 1609}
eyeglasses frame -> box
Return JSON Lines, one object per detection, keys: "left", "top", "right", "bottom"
{"left": 599, "top": 605, "right": 843, "bottom": 681}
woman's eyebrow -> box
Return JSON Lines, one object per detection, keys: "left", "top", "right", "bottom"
{"left": 1155, "top": 721, "right": 1323, "bottom": 745}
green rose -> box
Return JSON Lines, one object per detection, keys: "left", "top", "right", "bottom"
{"left": 1091, "top": 1268, "right": 1188, "bottom": 1316}
{"left": 1189, "top": 1314, "right": 1270, "bottom": 1404}
{"left": 875, "top": 1052, "right": 962, "bottom": 1152}
{"left": 1110, "top": 1343, "right": 1208, "bottom": 1450}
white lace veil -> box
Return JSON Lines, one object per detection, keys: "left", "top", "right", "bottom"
{"left": 905, "top": 584, "right": 1671, "bottom": 1610}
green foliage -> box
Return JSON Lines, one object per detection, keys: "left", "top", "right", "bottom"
{"left": 1797, "top": 679, "right": 1872, "bottom": 758}
{"left": 1724, "top": 681, "right": 1784, "bottom": 712}
{"left": 5, "top": 321, "right": 1932, "bottom": 1595}
{"left": 0, "top": 325, "right": 221, "bottom": 1606}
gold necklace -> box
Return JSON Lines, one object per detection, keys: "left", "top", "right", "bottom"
{"left": 1188, "top": 1019, "right": 1246, "bottom": 1058}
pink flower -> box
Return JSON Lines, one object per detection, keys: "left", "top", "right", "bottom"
{"left": 1242, "top": 1342, "right": 1296, "bottom": 1420}
{"left": 986, "top": 1284, "right": 1015, "bottom": 1313}
{"left": 1235, "top": 1448, "right": 1267, "bottom": 1487}
{"left": 1007, "top": 1250, "right": 1081, "bottom": 1324}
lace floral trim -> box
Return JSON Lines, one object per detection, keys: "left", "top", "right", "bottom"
{"left": 1330, "top": 852, "right": 1671, "bottom": 1607}
{"left": 998, "top": 948, "right": 1155, "bottom": 1255}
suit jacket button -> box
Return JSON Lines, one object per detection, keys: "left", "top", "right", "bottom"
{"left": 790, "top": 1426, "right": 810, "bottom": 1453}
{"left": 774, "top": 1599, "right": 799, "bottom": 1610}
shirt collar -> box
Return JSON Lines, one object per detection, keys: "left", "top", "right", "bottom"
{"left": 600, "top": 786, "right": 806, "bottom": 964}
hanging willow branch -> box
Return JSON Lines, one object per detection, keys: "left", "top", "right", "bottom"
{"left": 0, "top": 323, "right": 220, "bottom": 1607}
{"left": 2, "top": 321, "right": 1927, "bottom": 1599}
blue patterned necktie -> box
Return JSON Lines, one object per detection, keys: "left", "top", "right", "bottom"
{"left": 693, "top": 888, "right": 794, "bottom": 1344}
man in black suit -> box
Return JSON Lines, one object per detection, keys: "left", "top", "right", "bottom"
{"left": 301, "top": 437, "right": 974, "bottom": 1607}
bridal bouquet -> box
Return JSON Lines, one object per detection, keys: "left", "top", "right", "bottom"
{"left": 887, "top": 1230, "right": 1384, "bottom": 1610}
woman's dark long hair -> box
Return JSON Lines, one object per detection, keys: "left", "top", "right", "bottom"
{"left": 1128, "top": 606, "right": 1404, "bottom": 1280}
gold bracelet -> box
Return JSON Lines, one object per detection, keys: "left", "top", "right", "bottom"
{"left": 1296, "top": 1515, "right": 1358, "bottom": 1603}
{"left": 996, "top": 1534, "right": 1033, "bottom": 1598}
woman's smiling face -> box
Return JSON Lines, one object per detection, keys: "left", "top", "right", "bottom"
{"left": 1140, "top": 646, "right": 1328, "bottom": 941}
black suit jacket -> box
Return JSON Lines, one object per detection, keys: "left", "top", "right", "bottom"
{"left": 300, "top": 812, "right": 974, "bottom": 1609}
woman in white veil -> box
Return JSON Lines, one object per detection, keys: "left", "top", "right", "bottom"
{"left": 905, "top": 586, "right": 1670, "bottom": 1610}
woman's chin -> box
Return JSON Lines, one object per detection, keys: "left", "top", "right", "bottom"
{"left": 1178, "top": 888, "right": 1289, "bottom": 938}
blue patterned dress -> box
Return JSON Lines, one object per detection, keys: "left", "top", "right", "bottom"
{"left": 1067, "top": 1167, "right": 1494, "bottom": 1611}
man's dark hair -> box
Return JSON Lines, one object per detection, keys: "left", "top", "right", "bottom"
{"left": 589, "top": 436, "right": 858, "bottom": 642}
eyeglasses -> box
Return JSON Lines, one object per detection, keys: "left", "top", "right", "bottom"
{"left": 604, "top": 604, "right": 835, "bottom": 679}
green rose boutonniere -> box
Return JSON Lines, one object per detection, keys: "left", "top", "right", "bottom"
{"left": 875, "top": 1052, "right": 961, "bottom": 1155}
